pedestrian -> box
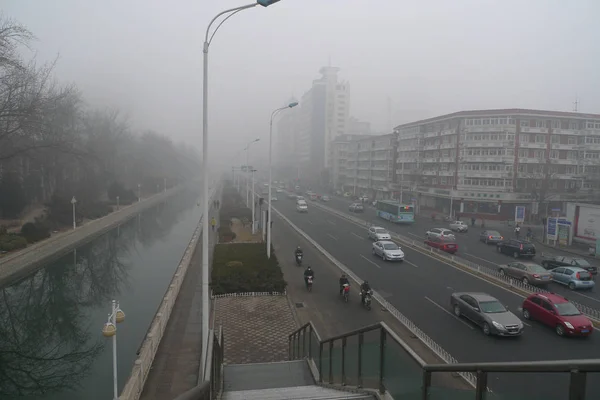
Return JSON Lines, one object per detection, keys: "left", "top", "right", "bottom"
{"left": 211, "top": 217, "right": 216, "bottom": 231}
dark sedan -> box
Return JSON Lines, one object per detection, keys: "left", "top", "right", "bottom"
{"left": 480, "top": 230, "right": 504, "bottom": 244}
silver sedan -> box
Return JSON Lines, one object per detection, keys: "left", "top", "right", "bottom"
{"left": 450, "top": 292, "right": 524, "bottom": 336}
{"left": 372, "top": 241, "right": 405, "bottom": 262}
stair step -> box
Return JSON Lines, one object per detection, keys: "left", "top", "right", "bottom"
{"left": 223, "top": 360, "right": 314, "bottom": 392}
{"left": 221, "top": 385, "right": 374, "bottom": 400}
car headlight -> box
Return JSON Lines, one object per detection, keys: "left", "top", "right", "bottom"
{"left": 492, "top": 321, "right": 504, "bottom": 329}
{"left": 564, "top": 322, "right": 574, "bottom": 329}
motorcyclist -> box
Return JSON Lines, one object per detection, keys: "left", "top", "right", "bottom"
{"left": 295, "top": 246, "right": 303, "bottom": 262}
{"left": 303, "top": 266, "right": 314, "bottom": 287}
{"left": 339, "top": 274, "right": 350, "bottom": 295}
{"left": 360, "top": 280, "right": 372, "bottom": 304}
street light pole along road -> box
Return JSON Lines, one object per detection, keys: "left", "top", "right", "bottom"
{"left": 245, "top": 138, "right": 260, "bottom": 207}
{"left": 267, "top": 101, "right": 298, "bottom": 258}
{"left": 200, "top": 0, "right": 283, "bottom": 372}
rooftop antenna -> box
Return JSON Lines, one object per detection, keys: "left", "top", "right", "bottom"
{"left": 387, "top": 96, "right": 392, "bottom": 132}
{"left": 573, "top": 95, "right": 579, "bottom": 112}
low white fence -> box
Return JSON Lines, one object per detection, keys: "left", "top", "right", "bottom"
{"left": 309, "top": 201, "right": 600, "bottom": 324}
{"left": 211, "top": 291, "right": 286, "bottom": 299}
{"left": 119, "top": 184, "right": 220, "bottom": 400}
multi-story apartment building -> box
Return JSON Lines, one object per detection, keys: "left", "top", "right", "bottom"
{"left": 395, "top": 108, "right": 600, "bottom": 221}
{"left": 329, "top": 134, "right": 371, "bottom": 190}
{"left": 345, "top": 134, "right": 397, "bottom": 199}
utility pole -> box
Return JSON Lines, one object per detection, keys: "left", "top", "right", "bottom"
{"left": 573, "top": 96, "right": 579, "bottom": 112}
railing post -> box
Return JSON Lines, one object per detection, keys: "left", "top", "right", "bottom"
{"left": 341, "top": 337, "right": 347, "bottom": 386}
{"left": 379, "top": 327, "right": 386, "bottom": 394}
{"left": 357, "top": 332, "right": 364, "bottom": 388}
{"left": 302, "top": 326, "right": 307, "bottom": 357}
{"left": 568, "top": 370, "right": 586, "bottom": 400}
{"left": 308, "top": 325, "right": 313, "bottom": 360}
{"left": 328, "top": 340, "right": 334, "bottom": 384}
{"left": 318, "top": 342, "right": 324, "bottom": 383}
{"left": 421, "top": 370, "right": 431, "bottom": 400}
{"left": 475, "top": 370, "right": 488, "bottom": 400}
{"left": 289, "top": 336, "right": 293, "bottom": 359}
{"left": 296, "top": 331, "right": 300, "bottom": 359}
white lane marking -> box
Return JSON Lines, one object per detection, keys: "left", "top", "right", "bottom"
{"left": 351, "top": 232, "right": 364, "bottom": 240}
{"left": 360, "top": 254, "right": 381, "bottom": 269}
{"left": 404, "top": 260, "right": 419, "bottom": 268}
{"left": 407, "top": 232, "right": 423, "bottom": 240}
{"left": 327, "top": 220, "right": 336, "bottom": 225}
{"left": 327, "top": 233, "right": 338, "bottom": 241}
{"left": 424, "top": 296, "right": 474, "bottom": 330}
{"left": 465, "top": 253, "right": 500, "bottom": 266}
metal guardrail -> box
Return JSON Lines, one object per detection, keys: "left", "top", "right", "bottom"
{"left": 289, "top": 321, "right": 425, "bottom": 395}
{"left": 309, "top": 201, "right": 600, "bottom": 324}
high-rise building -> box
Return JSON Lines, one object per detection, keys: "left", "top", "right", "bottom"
{"left": 394, "top": 108, "right": 600, "bottom": 221}
{"left": 274, "top": 67, "right": 353, "bottom": 183}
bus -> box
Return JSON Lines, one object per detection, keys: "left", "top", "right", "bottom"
{"left": 375, "top": 200, "right": 415, "bottom": 223}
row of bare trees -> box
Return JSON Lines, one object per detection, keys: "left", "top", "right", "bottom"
{"left": 0, "top": 16, "right": 200, "bottom": 219}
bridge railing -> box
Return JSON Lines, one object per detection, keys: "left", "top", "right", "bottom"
{"left": 289, "top": 320, "right": 600, "bottom": 399}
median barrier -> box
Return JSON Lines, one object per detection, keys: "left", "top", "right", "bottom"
{"left": 119, "top": 184, "right": 220, "bottom": 400}
{"left": 307, "top": 201, "right": 600, "bottom": 328}
{"left": 271, "top": 205, "right": 478, "bottom": 390}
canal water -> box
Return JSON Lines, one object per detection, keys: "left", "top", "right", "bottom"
{"left": 0, "top": 184, "right": 204, "bottom": 400}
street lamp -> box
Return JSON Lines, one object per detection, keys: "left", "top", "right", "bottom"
{"left": 101, "top": 300, "right": 126, "bottom": 400}
{"left": 137, "top": 184, "right": 141, "bottom": 202}
{"left": 116, "top": 196, "right": 120, "bottom": 210}
{"left": 200, "top": 0, "right": 283, "bottom": 373}
{"left": 251, "top": 168, "right": 258, "bottom": 234}
{"left": 71, "top": 196, "right": 77, "bottom": 229}
{"left": 267, "top": 101, "right": 298, "bottom": 258}
{"left": 245, "top": 138, "right": 260, "bottom": 207}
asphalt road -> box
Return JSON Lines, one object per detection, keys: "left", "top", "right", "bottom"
{"left": 271, "top": 196, "right": 600, "bottom": 399}
{"left": 318, "top": 195, "right": 600, "bottom": 310}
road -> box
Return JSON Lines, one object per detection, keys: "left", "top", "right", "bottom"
{"left": 271, "top": 196, "right": 600, "bottom": 399}
{"left": 318, "top": 195, "right": 600, "bottom": 310}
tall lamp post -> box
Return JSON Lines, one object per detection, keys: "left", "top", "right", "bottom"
{"left": 251, "top": 168, "right": 257, "bottom": 233}
{"left": 267, "top": 101, "right": 298, "bottom": 258}
{"left": 101, "top": 300, "right": 126, "bottom": 400}
{"left": 71, "top": 196, "right": 77, "bottom": 229}
{"left": 244, "top": 138, "right": 260, "bottom": 207}
{"left": 200, "top": 0, "right": 283, "bottom": 372}
{"left": 137, "top": 183, "right": 141, "bottom": 202}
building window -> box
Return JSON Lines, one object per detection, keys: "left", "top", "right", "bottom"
{"left": 568, "top": 137, "right": 577, "bottom": 144}
{"left": 550, "top": 150, "right": 559, "bottom": 159}
{"left": 551, "top": 135, "right": 559, "bottom": 143}
{"left": 520, "top": 120, "right": 529, "bottom": 127}
{"left": 536, "top": 120, "right": 546, "bottom": 128}
{"left": 520, "top": 134, "right": 529, "bottom": 143}
{"left": 534, "top": 150, "right": 545, "bottom": 159}
{"left": 535, "top": 134, "right": 546, "bottom": 143}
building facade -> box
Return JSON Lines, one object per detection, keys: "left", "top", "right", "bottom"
{"left": 329, "top": 134, "right": 371, "bottom": 191}
{"left": 395, "top": 108, "right": 600, "bottom": 221}
{"left": 344, "top": 133, "right": 397, "bottom": 199}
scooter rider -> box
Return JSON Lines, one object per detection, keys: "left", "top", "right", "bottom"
{"left": 303, "top": 266, "right": 314, "bottom": 287}
{"left": 295, "top": 246, "right": 303, "bottom": 258}
{"left": 360, "top": 280, "right": 371, "bottom": 304}
{"left": 339, "top": 274, "right": 350, "bottom": 295}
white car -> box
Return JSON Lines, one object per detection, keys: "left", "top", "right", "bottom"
{"left": 372, "top": 241, "right": 405, "bottom": 262}
{"left": 426, "top": 228, "right": 456, "bottom": 241}
{"left": 271, "top": 196, "right": 278, "bottom": 201}
{"left": 296, "top": 201, "right": 308, "bottom": 213}
{"left": 449, "top": 221, "right": 468, "bottom": 232}
{"left": 276, "top": 188, "right": 282, "bottom": 193}
{"left": 368, "top": 226, "right": 391, "bottom": 241}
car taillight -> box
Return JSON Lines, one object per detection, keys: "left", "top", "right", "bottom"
{"left": 500, "top": 236, "right": 504, "bottom": 240}
{"left": 576, "top": 272, "right": 581, "bottom": 280}
{"left": 489, "top": 235, "right": 493, "bottom": 239}
{"left": 533, "top": 274, "right": 540, "bottom": 278}
{"left": 520, "top": 244, "right": 523, "bottom": 250}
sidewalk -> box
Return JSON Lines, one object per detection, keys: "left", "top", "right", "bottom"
{"left": 270, "top": 212, "right": 471, "bottom": 392}
{"left": 139, "top": 204, "right": 218, "bottom": 400}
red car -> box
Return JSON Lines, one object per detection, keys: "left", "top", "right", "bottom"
{"left": 424, "top": 236, "right": 458, "bottom": 254}
{"left": 521, "top": 293, "right": 593, "bottom": 337}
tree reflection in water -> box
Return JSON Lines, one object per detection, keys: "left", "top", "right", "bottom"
{"left": 0, "top": 186, "right": 200, "bottom": 397}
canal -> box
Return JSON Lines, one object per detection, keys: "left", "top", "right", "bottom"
{"left": 0, "top": 184, "right": 204, "bottom": 400}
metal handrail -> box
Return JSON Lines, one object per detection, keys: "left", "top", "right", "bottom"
{"left": 290, "top": 320, "right": 600, "bottom": 400}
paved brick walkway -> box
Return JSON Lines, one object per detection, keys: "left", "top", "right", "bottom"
{"left": 214, "top": 295, "right": 298, "bottom": 364}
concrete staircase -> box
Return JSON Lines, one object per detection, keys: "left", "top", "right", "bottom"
{"left": 221, "top": 360, "right": 375, "bottom": 400}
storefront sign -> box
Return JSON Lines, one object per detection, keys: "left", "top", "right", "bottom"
{"left": 515, "top": 206, "right": 525, "bottom": 223}
{"left": 547, "top": 217, "right": 558, "bottom": 240}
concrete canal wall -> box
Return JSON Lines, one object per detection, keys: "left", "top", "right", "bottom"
{"left": 0, "top": 184, "right": 190, "bottom": 286}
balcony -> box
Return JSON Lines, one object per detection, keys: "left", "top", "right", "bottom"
{"left": 423, "top": 144, "right": 439, "bottom": 150}
{"left": 424, "top": 131, "right": 438, "bottom": 138}
{"left": 519, "top": 142, "right": 547, "bottom": 149}
{"left": 438, "top": 170, "right": 456, "bottom": 177}
{"left": 462, "top": 171, "right": 512, "bottom": 179}
{"left": 439, "top": 142, "right": 457, "bottom": 150}
{"left": 462, "top": 141, "right": 513, "bottom": 148}
{"left": 422, "top": 170, "right": 437, "bottom": 176}
{"left": 551, "top": 143, "right": 579, "bottom": 150}
{"left": 520, "top": 126, "right": 548, "bottom": 134}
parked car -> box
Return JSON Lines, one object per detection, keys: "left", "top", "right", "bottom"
{"left": 541, "top": 255, "right": 598, "bottom": 276}
{"left": 498, "top": 262, "right": 552, "bottom": 286}
{"left": 449, "top": 221, "right": 468, "bottom": 232}
{"left": 368, "top": 226, "right": 391, "bottom": 241}
{"left": 451, "top": 292, "right": 524, "bottom": 336}
{"left": 372, "top": 241, "right": 405, "bottom": 261}
{"left": 424, "top": 236, "right": 458, "bottom": 254}
{"left": 349, "top": 203, "right": 364, "bottom": 213}
{"left": 480, "top": 230, "right": 504, "bottom": 245}
{"left": 549, "top": 267, "right": 595, "bottom": 290}
{"left": 522, "top": 293, "right": 593, "bottom": 337}
{"left": 496, "top": 239, "right": 536, "bottom": 258}
{"left": 425, "top": 228, "right": 456, "bottom": 241}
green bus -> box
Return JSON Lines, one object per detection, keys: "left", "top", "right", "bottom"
{"left": 376, "top": 200, "right": 415, "bottom": 223}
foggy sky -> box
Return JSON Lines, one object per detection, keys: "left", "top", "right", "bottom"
{"left": 4, "top": 0, "right": 600, "bottom": 163}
